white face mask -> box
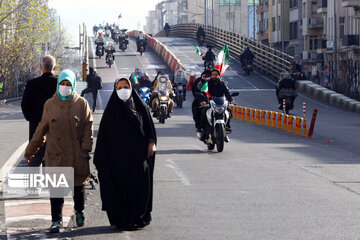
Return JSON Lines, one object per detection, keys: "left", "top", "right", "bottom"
{"left": 59, "top": 85, "right": 72, "bottom": 97}
{"left": 117, "top": 88, "right": 132, "bottom": 101}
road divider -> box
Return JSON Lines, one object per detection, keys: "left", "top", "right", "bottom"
{"left": 230, "top": 106, "right": 312, "bottom": 137}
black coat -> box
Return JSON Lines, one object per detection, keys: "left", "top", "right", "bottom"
{"left": 208, "top": 79, "right": 233, "bottom": 102}
{"left": 21, "top": 72, "right": 57, "bottom": 140}
{"left": 196, "top": 27, "right": 205, "bottom": 39}
{"left": 94, "top": 88, "right": 157, "bottom": 228}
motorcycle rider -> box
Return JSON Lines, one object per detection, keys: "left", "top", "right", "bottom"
{"left": 172, "top": 70, "right": 188, "bottom": 100}
{"left": 95, "top": 33, "right": 105, "bottom": 56}
{"left": 276, "top": 72, "right": 297, "bottom": 110}
{"left": 164, "top": 23, "right": 170, "bottom": 36}
{"left": 105, "top": 43, "right": 116, "bottom": 63}
{"left": 192, "top": 70, "right": 211, "bottom": 138}
{"left": 196, "top": 26, "right": 206, "bottom": 44}
{"left": 240, "top": 46, "right": 255, "bottom": 69}
{"left": 199, "top": 69, "right": 235, "bottom": 142}
{"left": 151, "top": 74, "right": 174, "bottom": 117}
{"left": 139, "top": 72, "right": 153, "bottom": 89}
{"left": 203, "top": 45, "right": 216, "bottom": 69}
{"left": 136, "top": 33, "right": 147, "bottom": 53}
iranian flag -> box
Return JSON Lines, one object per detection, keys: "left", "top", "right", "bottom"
{"left": 132, "top": 74, "right": 139, "bottom": 85}
{"left": 200, "top": 81, "right": 211, "bottom": 98}
{"left": 196, "top": 45, "right": 204, "bottom": 56}
{"left": 215, "top": 45, "right": 230, "bottom": 76}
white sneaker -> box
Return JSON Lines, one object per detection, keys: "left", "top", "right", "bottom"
{"left": 196, "top": 132, "right": 202, "bottom": 139}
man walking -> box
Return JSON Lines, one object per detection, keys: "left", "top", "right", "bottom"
{"left": 81, "top": 67, "right": 102, "bottom": 113}
{"left": 21, "top": 55, "right": 58, "bottom": 166}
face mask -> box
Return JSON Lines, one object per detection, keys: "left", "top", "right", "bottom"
{"left": 117, "top": 89, "right": 132, "bottom": 101}
{"left": 59, "top": 85, "right": 72, "bottom": 97}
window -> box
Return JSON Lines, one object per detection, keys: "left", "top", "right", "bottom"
{"left": 290, "top": 21, "right": 298, "bottom": 40}
{"left": 290, "top": 0, "right": 297, "bottom": 9}
{"left": 219, "top": 0, "right": 241, "bottom": 6}
{"left": 339, "top": 17, "right": 345, "bottom": 40}
{"left": 264, "top": 11, "right": 269, "bottom": 31}
{"left": 272, "top": 17, "right": 275, "bottom": 32}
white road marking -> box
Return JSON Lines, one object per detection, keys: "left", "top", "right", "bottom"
{"left": 0, "top": 141, "right": 28, "bottom": 191}
{"left": 229, "top": 89, "right": 275, "bottom": 92}
{"left": 5, "top": 199, "right": 74, "bottom": 207}
{"left": 165, "top": 159, "right": 191, "bottom": 186}
{"left": 5, "top": 215, "right": 71, "bottom": 223}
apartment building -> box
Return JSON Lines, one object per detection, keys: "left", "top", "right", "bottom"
{"left": 256, "top": 0, "right": 290, "bottom": 51}
{"left": 212, "top": 0, "right": 249, "bottom": 35}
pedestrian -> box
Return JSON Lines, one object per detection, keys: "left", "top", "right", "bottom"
{"left": 24, "top": 69, "right": 93, "bottom": 233}
{"left": 311, "top": 64, "right": 318, "bottom": 84}
{"left": 21, "top": 55, "right": 58, "bottom": 166}
{"left": 94, "top": 77, "right": 157, "bottom": 231}
{"left": 81, "top": 67, "right": 102, "bottom": 113}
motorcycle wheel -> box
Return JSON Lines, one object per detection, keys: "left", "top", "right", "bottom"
{"left": 215, "top": 124, "right": 225, "bottom": 152}
{"left": 207, "top": 143, "right": 215, "bottom": 150}
{"left": 159, "top": 106, "right": 166, "bottom": 124}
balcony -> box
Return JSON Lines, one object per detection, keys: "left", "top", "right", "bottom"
{"left": 308, "top": 17, "right": 324, "bottom": 29}
{"left": 341, "top": 0, "right": 360, "bottom": 7}
{"left": 343, "top": 35, "right": 360, "bottom": 46}
{"left": 317, "top": 0, "right": 327, "bottom": 14}
{"left": 354, "top": 6, "right": 360, "bottom": 18}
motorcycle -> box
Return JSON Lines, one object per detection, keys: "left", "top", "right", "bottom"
{"left": 106, "top": 53, "right": 114, "bottom": 68}
{"left": 243, "top": 60, "right": 253, "bottom": 75}
{"left": 154, "top": 90, "right": 170, "bottom": 124}
{"left": 138, "top": 87, "right": 151, "bottom": 108}
{"left": 198, "top": 35, "right": 205, "bottom": 46}
{"left": 173, "top": 84, "right": 185, "bottom": 108}
{"left": 278, "top": 88, "right": 296, "bottom": 114}
{"left": 119, "top": 38, "right": 128, "bottom": 52}
{"left": 138, "top": 44, "right": 145, "bottom": 55}
{"left": 200, "top": 93, "right": 238, "bottom": 152}
{"left": 96, "top": 45, "right": 104, "bottom": 59}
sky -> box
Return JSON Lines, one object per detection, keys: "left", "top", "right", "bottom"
{"left": 49, "top": 0, "right": 162, "bottom": 43}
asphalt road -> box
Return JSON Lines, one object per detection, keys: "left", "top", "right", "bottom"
{"left": 0, "top": 36, "right": 360, "bottom": 239}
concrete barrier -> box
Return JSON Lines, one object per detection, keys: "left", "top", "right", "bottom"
{"left": 296, "top": 80, "right": 360, "bottom": 113}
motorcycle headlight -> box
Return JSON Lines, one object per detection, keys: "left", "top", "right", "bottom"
{"left": 141, "top": 88, "right": 147, "bottom": 93}
{"left": 178, "top": 85, "right": 183, "bottom": 90}
{"left": 160, "top": 96, "right": 168, "bottom": 101}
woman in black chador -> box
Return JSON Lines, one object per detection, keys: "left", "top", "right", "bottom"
{"left": 94, "top": 77, "right": 157, "bottom": 231}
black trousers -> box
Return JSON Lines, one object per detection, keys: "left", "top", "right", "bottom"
{"left": 50, "top": 185, "right": 85, "bottom": 222}
{"left": 192, "top": 100, "right": 202, "bottom": 130}
{"left": 81, "top": 88, "right": 98, "bottom": 112}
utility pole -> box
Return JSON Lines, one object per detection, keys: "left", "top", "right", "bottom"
{"left": 333, "top": 0, "right": 338, "bottom": 91}
{"left": 281, "top": 0, "right": 285, "bottom": 53}
{"left": 253, "top": 0, "right": 256, "bottom": 39}
{"left": 229, "top": 0, "right": 231, "bottom": 31}
{"left": 204, "top": 0, "right": 207, "bottom": 25}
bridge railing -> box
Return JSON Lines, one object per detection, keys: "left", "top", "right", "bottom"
{"left": 155, "top": 23, "right": 294, "bottom": 80}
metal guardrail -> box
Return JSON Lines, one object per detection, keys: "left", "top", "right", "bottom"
{"left": 155, "top": 23, "right": 294, "bottom": 80}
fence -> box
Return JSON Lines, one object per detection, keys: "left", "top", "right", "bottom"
{"left": 230, "top": 105, "right": 308, "bottom": 137}
{"left": 155, "top": 23, "right": 294, "bottom": 80}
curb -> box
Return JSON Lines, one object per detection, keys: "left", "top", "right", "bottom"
{"left": 0, "top": 97, "right": 22, "bottom": 105}
{"left": 296, "top": 80, "right": 360, "bottom": 113}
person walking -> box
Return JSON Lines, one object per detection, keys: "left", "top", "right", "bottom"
{"left": 24, "top": 69, "right": 93, "bottom": 233}
{"left": 21, "top": 55, "right": 58, "bottom": 166}
{"left": 81, "top": 67, "right": 102, "bottom": 113}
{"left": 94, "top": 77, "right": 157, "bottom": 231}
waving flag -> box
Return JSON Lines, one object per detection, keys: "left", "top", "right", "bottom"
{"left": 132, "top": 74, "right": 139, "bottom": 85}
{"left": 118, "top": 14, "right": 122, "bottom": 19}
{"left": 215, "top": 45, "right": 230, "bottom": 75}
{"left": 200, "top": 81, "right": 211, "bottom": 98}
{"left": 196, "top": 45, "right": 204, "bottom": 56}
